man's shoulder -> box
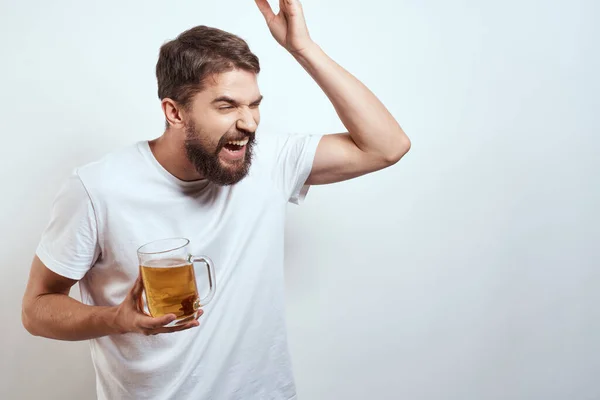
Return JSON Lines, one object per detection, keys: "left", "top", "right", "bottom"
{"left": 253, "top": 132, "right": 299, "bottom": 163}
{"left": 75, "top": 141, "right": 146, "bottom": 189}
{"left": 253, "top": 132, "right": 321, "bottom": 167}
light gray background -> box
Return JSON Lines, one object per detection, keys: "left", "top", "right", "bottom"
{"left": 1, "top": 0, "right": 598, "bottom": 399}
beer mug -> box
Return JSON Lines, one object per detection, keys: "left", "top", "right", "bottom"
{"left": 137, "top": 238, "right": 216, "bottom": 326}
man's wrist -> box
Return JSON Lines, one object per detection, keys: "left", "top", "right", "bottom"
{"left": 99, "top": 306, "right": 128, "bottom": 335}
{"left": 290, "top": 41, "right": 321, "bottom": 61}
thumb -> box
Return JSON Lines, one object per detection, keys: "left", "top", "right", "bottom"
{"left": 255, "top": 0, "right": 276, "bottom": 21}
{"left": 129, "top": 275, "right": 151, "bottom": 315}
{"left": 129, "top": 275, "right": 144, "bottom": 300}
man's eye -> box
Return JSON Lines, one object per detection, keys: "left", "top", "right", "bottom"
{"left": 219, "top": 106, "right": 234, "bottom": 110}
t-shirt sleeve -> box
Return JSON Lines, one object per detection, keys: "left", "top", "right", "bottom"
{"left": 266, "top": 133, "right": 322, "bottom": 205}
{"left": 35, "top": 171, "right": 100, "bottom": 280}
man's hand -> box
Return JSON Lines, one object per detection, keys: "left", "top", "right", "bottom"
{"left": 113, "top": 275, "right": 202, "bottom": 336}
{"left": 254, "top": 1, "right": 410, "bottom": 185}
{"left": 22, "top": 256, "right": 202, "bottom": 341}
{"left": 255, "top": 0, "right": 315, "bottom": 54}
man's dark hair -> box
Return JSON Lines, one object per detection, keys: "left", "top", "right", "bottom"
{"left": 156, "top": 25, "right": 261, "bottom": 110}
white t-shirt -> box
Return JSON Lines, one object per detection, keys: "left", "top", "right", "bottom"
{"left": 36, "top": 132, "right": 322, "bottom": 400}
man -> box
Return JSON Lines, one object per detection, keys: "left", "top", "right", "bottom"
{"left": 21, "top": 0, "right": 410, "bottom": 398}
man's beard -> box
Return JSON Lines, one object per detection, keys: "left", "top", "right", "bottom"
{"left": 184, "top": 121, "right": 256, "bottom": 186}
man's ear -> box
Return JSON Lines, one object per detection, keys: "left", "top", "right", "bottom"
{"left": 161, "top": 98, "right": 186, "bottom": 129}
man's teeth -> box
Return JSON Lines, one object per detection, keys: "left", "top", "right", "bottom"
{"left": 227, "top": 138, "right": 249, "bottom": 146}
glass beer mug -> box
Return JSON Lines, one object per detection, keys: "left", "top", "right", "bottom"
{"left": 137, "top": 238, "right": 216, "bottom": 326}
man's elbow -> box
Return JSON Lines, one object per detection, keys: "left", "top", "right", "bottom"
{"left": 21, "top": 301, "right": 40, "bottom": 336}
{"left": 383, "top": 136, "right": 411, "bottom": 165}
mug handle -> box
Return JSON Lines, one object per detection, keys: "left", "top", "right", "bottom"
{"left": 188, "top": 255, "right": 216, "bottom": 310}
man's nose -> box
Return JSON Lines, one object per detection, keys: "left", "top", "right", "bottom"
{"left": 236, "top": 108, "right": 258, "bottom": 133}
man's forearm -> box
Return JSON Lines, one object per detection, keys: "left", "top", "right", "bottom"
{"left": 292, "top": 43, "right": 410, "bottom": 160}
{"left": 22, "top": 294, "right": 122, "bottom": 341}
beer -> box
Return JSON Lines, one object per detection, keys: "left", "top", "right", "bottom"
{"left": 140, "top": 258, "right": 199, "bottom": 321}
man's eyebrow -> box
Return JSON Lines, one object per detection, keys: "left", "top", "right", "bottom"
{"left": 211, "top": 95, "right": 264, "bottom": 106}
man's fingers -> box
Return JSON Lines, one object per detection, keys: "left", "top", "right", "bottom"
{"left": 146, "top": 320, "right": 200, "bottom": 336}
{"left": 138, "top": 313, "right": 178, "bottom": 329}
{"left": 137, "top": 309, "right": 204, "bottom": 330}
{"left": 280, "top": 0, "right": 302, "bottom": 16}
{"left": 255, "top": 0, "right": 276, "bottom": 21}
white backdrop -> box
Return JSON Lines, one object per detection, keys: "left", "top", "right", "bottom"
{"left": 1, "top": 0, "right": 598, "bottom": 399}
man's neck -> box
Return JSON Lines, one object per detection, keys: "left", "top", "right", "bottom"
{"left": 148, "top": 134, "right": 204, "bottom": 182}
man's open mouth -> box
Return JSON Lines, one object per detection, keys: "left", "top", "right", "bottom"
{"left": 223, "top": 137, "right": 249, "bottom": 152}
